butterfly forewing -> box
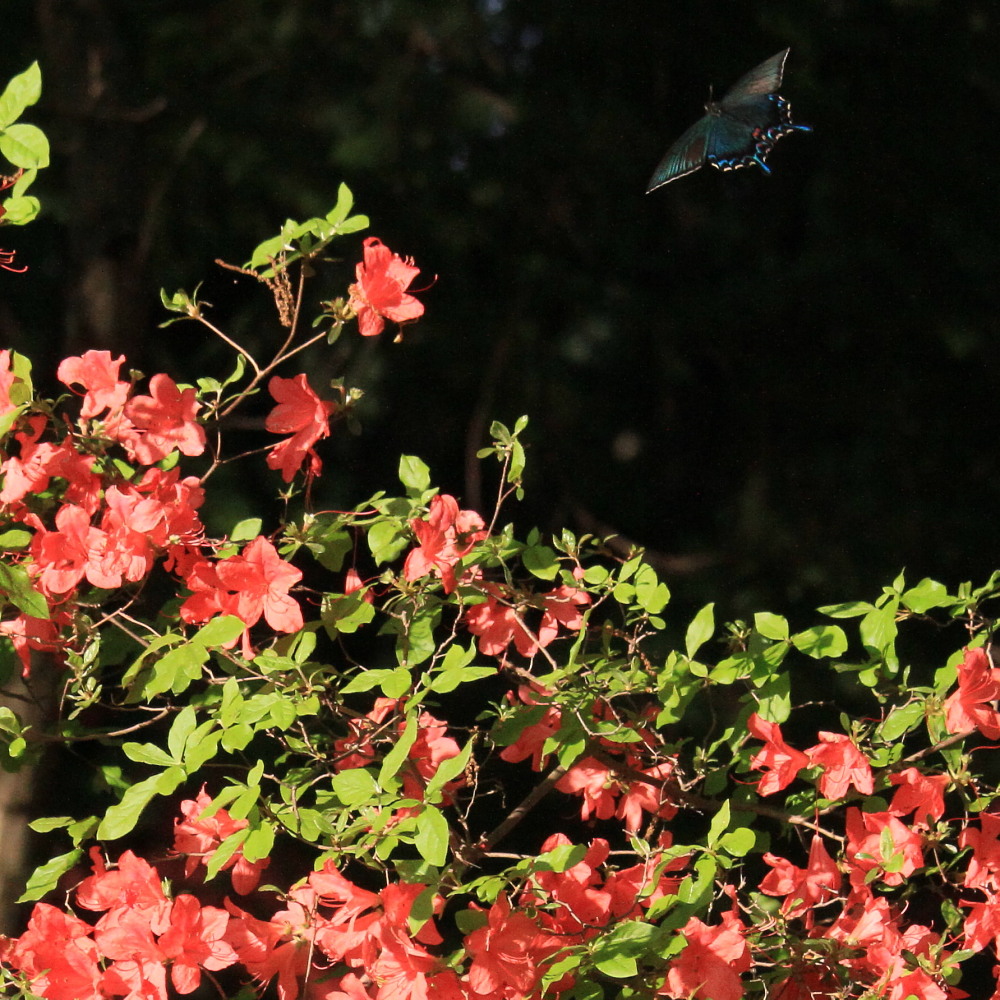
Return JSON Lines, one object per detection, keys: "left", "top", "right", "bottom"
{"left": 646, "top": 118, "right": 711, "bottom": 192}
{"left": 717, "top": 49, "right": 789, "bottom": 104}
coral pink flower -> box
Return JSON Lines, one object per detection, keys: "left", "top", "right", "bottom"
{"left": 265, "top": 374, "right": 337, "bottom": 482}
{"left": 348, "top": 237, "right": 424, "bottom": 338}
{"left": 123, "top": 373, "right": 206, "bottom": 465}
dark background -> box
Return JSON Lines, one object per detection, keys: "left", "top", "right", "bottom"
{"left": 4, "top": 0, "right": 999, "bottom": 623}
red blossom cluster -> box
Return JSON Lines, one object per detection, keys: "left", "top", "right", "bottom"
{"left": 738, "top": 650, "right": 1000, "bottom": 1000}
{"left": 0, "top": 816, "right": 243, "bottom": 1000}
{"left": 0, "top": 348, "right": 337, "bottom": 666}
{"left": 400, "top": 494, "right": 591, "bottom": 659}
{"left": 498, "top": 687, "right": 679, "bottom": 833}
{"left": 0, "top": 793, "right": 681, "bottom": 1000}
{"left": 333, "top": 696, "right": 465, "bottom": 815}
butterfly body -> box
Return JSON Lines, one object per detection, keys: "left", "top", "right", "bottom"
{"left": 647, "top": 49, "right": 810, "bottom": 192}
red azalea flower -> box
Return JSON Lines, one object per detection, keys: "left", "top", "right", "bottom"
{"left": 760, "top": 834, "right": 842, "bottom": 920}
{"left": 4, "top": 903, "right": 103, "bottom": 1000}
{"left": 403, "top": 493, "right": 486, "bottom": 593}
{"left": 264, "top": 373, "right": 337, "bottom": 483}
{"left": 660, "top": 911, "right": 750, "bottom": 1000}
{"left": 57, "top": 349, "right": 131, "bottom": 418}
{"left": 179, "top": 536, "right": 303, "bottom": 657}
{"left": 465, "top": 895, "right": 544, "bottom": 997}
{"left": 960, "top": 813, "right": 1000, "bottom": 891}
{"left": 944, "top": 646, "right": 1000, "bottom": 739}
{"left": 123, "top": 372, "right": 206, "bottom": 465}
{"left": 804, "top": 731, "right": 874, "bottom": 799}
{"left": 348, "top": 237, "right": 424, "bottom": 338}
{"left": 888, "top": 766, "right": 949, "bottom": 829}
{"left": 157, "top": 894, "right": 239, "bottom": 994}
{"left": 844, "top": 807, "right": 924, "bottom": 887}
{"left": 746, "top": 712, "right": 810, "bottom": 795}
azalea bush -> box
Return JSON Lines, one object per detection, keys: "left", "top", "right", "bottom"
{"left": 5, "top": 68, "right": 1000, "bottom": 1000}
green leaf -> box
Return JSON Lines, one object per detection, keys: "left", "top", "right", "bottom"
{"left": 678, "top": 855, "right": 717, "bottom": 907}
{"left": 368, "top": 519, "right": 409, "bottom": 565}
{"left": 220, "top": 677, "right": 244, "bottom": 727}
{"left": 720, "top": 826, "right": 756, "bottom": 857}
{"left": 429, "top": 665, "right": 496, "bottom": 693}
{"left": 230, "top": 518, "right": 263, "bottom": 542}
{"left": 97, "top": 768, "right": 184, "bottom": 840}
{"left": 399, "top": 455, "right": 431, "bottom": 495}
{"left": 879, "top": 700, "right": 926, "bottom": 741}
{"left": 591, "top": 920, "right": 659, "bottom": 979}
{"left": 424, "top": 739, "right": 474, "bottom": 802}
{"left": 229, "top": 785, "right": 260, "bottom": 819}
{"left": 754, "top": 612, "right": 789, "bottom": 641}
{"left": 379, "top": 717, "right": 418, "bottom": 791}
{"left": 706, "top": 800, "right": 732, "bottom": 847}
{"left": 332, "top": 768, "right": 380, "bottom": 806}
{"left": 28, "top": 816, "right": 74, "bottom": 833}
{"left": 143, "top": 642, "right": 209, "bottom": 698}
{"left": 685, "top": 602, "right": 715, "bottom": 659}
{"left": 0, "top": 123, "right": 50, "bottom": 168}
{"left": 413, "top": 805, "right": 449, "bottom": 866}
{"left": 168, "top": 706, "right": 198, "bottom": 760}
{"left": 0, "top": 194, "right": 39, "bottom": 225}
{"left": 265, "top": 698, "right": 297, "bottom": 731}
{"left": 0, "top": 529, "right": 31, "bottom": 550}
{"left": 322, "top": 593, "right": 376, "bottom": 636}
{"left": 204, "top": 828, "right": 248, "bottom": 882}
{"left": 791, "top": 624, "right": 848, "bottom": 659}
{"left": 336, "top": 213, "right": 369, "bottom": 235}
{"left": 195, "top": 615, "right": 246, "bottom": 647}
{"left": 244, "top": 821, "right": 275, "bottom": 863}
{"left": 818, "top": 600, "right": 875, "bottom": 619}
{"left": 122, "top": 742, "right": 176, "bottom": 767}
{"left": 582, "top": 564, "right": 609, "bottom": 585}
{"left": 326, "top": 182, "right": 355, "bottom": 226}
{"left": 535, "top": 843, "right": 587, "bottom": 873}
{"left": 341, "top": 667, "right": 411, "bottom": 698}
{"left": 395, "top": 608, "right": 438, "bottom": 667}
{"left": 523, "top": 543, "right": 559, "bottom": 580}
{"left": 221, "top": 723, "right": 254, "bottom": 752}
{"left": 860, "top": 599, "right": 899, "bottom": 658}
{"left": 0, "top": 562, "right": 50, "bottom": 618}
{"left": 0, "top": 63, "right": 41, "bottom": 127}
{"left": 901, "top": 577, "right": 950, "bottom": 613}
{"left": 634, "top": 563, "right": 670, "bottom": 614}
{"left": 184, "top": 730, "right": 222, "bottom": 772}
{"left": 18, "top": 849, "right": 82, "bottom": 903}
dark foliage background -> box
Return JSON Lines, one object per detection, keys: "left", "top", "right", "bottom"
{"left": 4, "top": 0, "right": 999, "bottom": 622}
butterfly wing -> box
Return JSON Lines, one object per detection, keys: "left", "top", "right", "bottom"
{"left": 718, "top": 49, "right": 789, "bottom": 101}
{"left": 646, "top": 116, "right": 712, "bottom": 192}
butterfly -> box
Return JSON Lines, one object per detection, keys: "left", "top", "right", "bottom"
{"left": 646, "top": 49, "right": 811, "bottom": 192}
